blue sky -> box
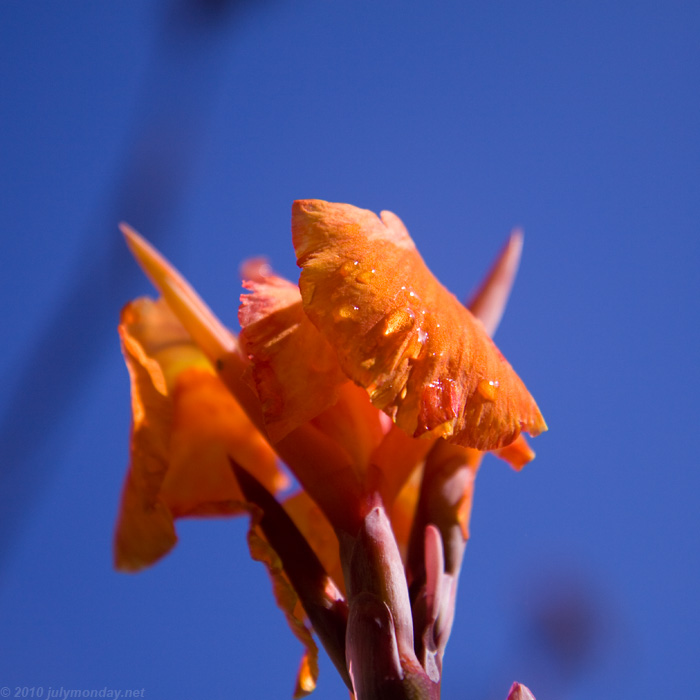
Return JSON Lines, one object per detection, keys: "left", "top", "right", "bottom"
{"left": 1, "top": 2, "right": 699, "bottom": 698}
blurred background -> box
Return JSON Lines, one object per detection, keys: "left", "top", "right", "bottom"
{"left": 1, "top": 1, "right": 698, "bottom": 698}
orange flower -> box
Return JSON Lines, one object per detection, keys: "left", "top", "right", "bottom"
{"left": 116, "top": 202, "right": 546, "bottom": 700}
{"left": 291, "top": 200, "right": 546, "bottom": 450}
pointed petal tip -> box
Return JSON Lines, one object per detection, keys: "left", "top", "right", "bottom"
{"left": 119, "top": 220, "right": 137, "bottom": 239}
{"left": 120, "top": 222, "right": 153, "bottom": 265}
{"left": 119, "top": 221, "right": 174, "bottom": 292}
{"left": 119, "top": 224, "right": 238, "bottom": 360}
{"left": 529, "top": 414, "right": 548, "bottom": 436}
{"left": 509, "top": 226, "right": 524, "bottom": 244}
{"left": 468, "top": 228, "right": 525, "bottom": 337}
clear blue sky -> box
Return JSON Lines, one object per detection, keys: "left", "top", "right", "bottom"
{"left": 1, "top": 2, "right": 699, "bottom": 698}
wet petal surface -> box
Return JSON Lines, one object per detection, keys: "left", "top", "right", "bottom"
{"left": 292, "top": 200, "right": 547, "bottom": 450}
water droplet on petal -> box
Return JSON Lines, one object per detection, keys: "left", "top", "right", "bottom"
{"left": 406, "top": 326, "right": 428, "bottom": 360}
{"left": 339, "top": 260, "right": 359, "bottom": 277}
{"left": 383, "top": 308, "right": 415, "bottom": 335}
{"left": 428, "top": 419, "right": 455, "bottom": 438}
{"left": 477, "top": 379, "right": 499, "bottom": 402}
{"left": 334, "top": 304, "right": 360, "bottom": 321}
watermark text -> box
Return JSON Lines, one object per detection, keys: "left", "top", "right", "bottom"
{"left": 2, "top": 688, "right": 145, "bottom": 700}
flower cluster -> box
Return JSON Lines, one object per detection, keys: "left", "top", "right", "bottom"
{"left": 115, "top": 200, "right": 546, "bottom": 699}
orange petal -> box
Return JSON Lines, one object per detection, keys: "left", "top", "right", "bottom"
{"left": 492, "top": 433, "right": 536, "bottom": 471}
{"left": 389, "top": 463, "right": 424, "bottom": 562}
{"left": 121, "top": 223, "right": 238, "bottom": 361}
{"left": 246, "top": 517, "right": 319, "bottom": 698}
{"left": 115, "top": 300, "right": 178, "bottom": 571}
{"left": 418, "top": 440, "right": 483, "bottom": 546}
{"left": 121, "top": 224, "right": 268, "bottom": 436}
{"left": 115, "top": 297, "right": 284, "bottom": 571}
{"left": 239, "top": 274, "right": 348, "bottom": 442}
{"left": 292, "top": 200, "right": 547, "bottom": 451}
{"left": 370, "top": 423, "right": 434, "bottom": 509}
{"left": 310, "top": 381, "right": 386, "bottom": 482}
{"left": 162, "top": 366, "right": 286, "bottom": 517}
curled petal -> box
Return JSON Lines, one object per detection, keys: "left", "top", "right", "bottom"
{"left": 115, "top": 300, "right": 178, "bottom": 571}
{"left": 292, "top": 200, "right": 546, "bottom": 451}
{"left": 239, "top": 274, "right": 347, "bottom": 442}
{"left": 246, "top": 522, "right": 320, "bottom": 698}
{"left": 493, "top": 433, "right": 536, "bottom": 471}
{"left": 115, "top": 297, "right": 284, "bottom": 571}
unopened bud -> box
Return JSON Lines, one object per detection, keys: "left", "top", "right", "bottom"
{"left": 506, "top": 682, "right": 536, "bottom": 700}
{"left": 348, "top": 506, "right": 415, "bottom": 660}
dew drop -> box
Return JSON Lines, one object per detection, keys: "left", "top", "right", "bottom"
{"left": 406, "top": 326, "right": 428, "bottom": 360}
{"left": 477, "top": 379, "right": 499, "bottom": 402}
{"left": 339, "top": 260, "right": 359, "bottom": 277}
{"left": 383, "top": 308, "right": 415, "bottom": 335}
{"left": 334, "top": 304, "right": 360, "bottom": 321}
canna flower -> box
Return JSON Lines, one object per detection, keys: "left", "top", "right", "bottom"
{"left": 115, "top": 201, "right": 545, "bottom": 700}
